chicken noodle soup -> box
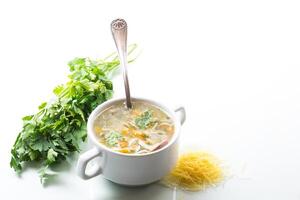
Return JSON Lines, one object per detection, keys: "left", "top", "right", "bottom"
{"left": 93, "top": 101, "right": 174, "bottom": 154}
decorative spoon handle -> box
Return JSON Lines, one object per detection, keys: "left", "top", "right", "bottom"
{"left": 111, "top": 19, "right": 132, "bottom": 109}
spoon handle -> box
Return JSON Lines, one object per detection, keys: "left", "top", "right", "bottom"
{"left": 111, "top": 19, "right": 132, "bottom": 109}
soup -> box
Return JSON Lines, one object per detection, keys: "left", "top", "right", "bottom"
{"left": 93, "top": 101, "right": 174, "bottom": 154}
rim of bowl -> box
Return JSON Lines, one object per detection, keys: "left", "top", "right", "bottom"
{"left": 87, "top": 97, "right": 181, "bottom": 157}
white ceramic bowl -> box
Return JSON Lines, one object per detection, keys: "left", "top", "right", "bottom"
{"left": 76, "top": 97, "right": 186, "bottom": 186}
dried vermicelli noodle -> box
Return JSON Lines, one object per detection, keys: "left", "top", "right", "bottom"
{"left": 162, "top": 151, "right": 224, "bottom": 191}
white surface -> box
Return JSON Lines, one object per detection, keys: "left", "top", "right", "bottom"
{"left": 0, "top": 0, "right": 300, "bottom": 199}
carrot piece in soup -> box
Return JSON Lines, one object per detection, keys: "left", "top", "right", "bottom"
{"left": 94, "top": 126, "right": 102, "bottom": 134}
{"left": 132, "top": 109, "right": 141, "bottom": 116}
{"left": 119, "top": 140, "right": 128, "bottom": 148}
{"left": 121, "top": 128, "right": 130, "bottom": 136}
{"left": 166, "top": 126, "right": 174, "bottom": 134}
{"left": 133, "top": 131, "right": 147, "bottom": 140}
{"left": 119, "top": 148, "right": 131, "bottom": 153}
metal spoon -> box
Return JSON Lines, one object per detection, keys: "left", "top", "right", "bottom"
{"left": 111, "top": 19, "right": 132, "bottom": 109}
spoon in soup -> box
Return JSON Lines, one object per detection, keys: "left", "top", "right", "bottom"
{"left": 111, "top": 19, "right": 132, "bottom": 109}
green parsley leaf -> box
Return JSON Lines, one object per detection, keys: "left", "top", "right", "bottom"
{"left": 135, "top": 110, "right": 153, "bottom": 129}
{"left": 10, "top": 44, "right": 138, "bottom": 184}
{"left": 105, "top": 131, "right": 123, "bottom": 147}
{"left": 47, "top": 149, "right": 58, "bottom": 164}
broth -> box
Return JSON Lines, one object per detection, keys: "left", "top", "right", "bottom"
{"left": 93, "top": 101, "right": 174, "bottom": 154}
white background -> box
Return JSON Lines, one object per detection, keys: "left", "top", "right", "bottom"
{"left": 0, "top": 0, "right": 300, "bottom": 199}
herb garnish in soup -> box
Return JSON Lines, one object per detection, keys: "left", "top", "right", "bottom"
{"left": 93, "top": 101, "right": 174, "bottom": 154}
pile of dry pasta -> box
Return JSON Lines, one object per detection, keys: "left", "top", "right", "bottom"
{"left": 162, "top": 151, "right": 224, "bottom": 191}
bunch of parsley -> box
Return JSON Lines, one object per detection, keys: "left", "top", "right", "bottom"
{"left": 10, "top": 45, "right": 137, "bottom": 184}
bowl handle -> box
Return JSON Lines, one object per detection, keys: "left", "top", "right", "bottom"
{"left": 77, "top": 147, "right": 103, "bottom": 180}
{"left": 175, "top": 107, "right": 186, "bottom": 125}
